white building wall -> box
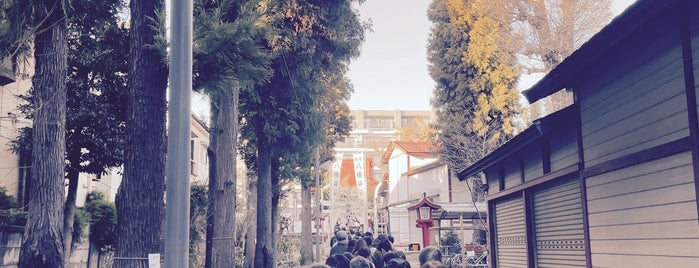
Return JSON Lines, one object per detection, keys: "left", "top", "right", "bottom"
{"left": 388, "top": 153, "right": 407, "bottom": 204}
{"left": 0, "top": 67, "right": 32, "bottom": 198}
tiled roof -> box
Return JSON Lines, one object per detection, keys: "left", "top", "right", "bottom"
{"left": 381, "top": 141, "right": 436, "bottom": 164}
{"left": 393, "top": 141, "right": 435, "bottom": 158}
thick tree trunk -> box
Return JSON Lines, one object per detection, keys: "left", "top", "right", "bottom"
{"left": 300, "top": 182, "right": 312, "bottom": 265}
{"left": 19, "top": 1, "right": 68, "bottom": 266}
{"left": 63, "top": 150, "right": 81, "bottom": 262}
{"left": 271, "top": 190, "right": 279, "bottom": 267}
{"left": 204, "top": 105, "right": 218, "bottom": 268}
{"left": 205, "top": 87, "right": 238, "bottom": 267}
{"left": 114, "top": 0, "right": 168, "bottom": 266}
{"left": 270, "top": 158, "right": 281, "bottom": 267}
{"left": 254, "top": 140, "right": 274, "bottom": 268}
{"left": 244, "top": 172, "right": 257, "bottom": 268}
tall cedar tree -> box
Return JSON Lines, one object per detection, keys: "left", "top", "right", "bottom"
{"left": 0, "top": 0, "right": 69, "bottom": 266}
{"left": 62, "top": 0, "right": 127, "bottom": 259}
{"left": 1, "top": 0, "right": 69, "bottom": 266}
{"left": 28, "top": 1, "right": 68, "bottom": 266}
{"left": 6, "top": 0, "right": 128, "bottom": 260}
{"left": 239, "top": 1, "right": 364, "bottom": 267}
{"left": 113, "top": 0, "right": 168, "bottom": 267}
{"left": 192, "top": 0, "right": 273, "bottom": 267}
{"left": 428, "top": 0, "right": 519, "bottom": 178}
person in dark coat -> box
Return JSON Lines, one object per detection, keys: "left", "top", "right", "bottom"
{"left": 350, "top": 256, "right": 374, "bottom": 268}
{"left": 356, "top": 246, "right": 371, "bottom": 258}
{"left": 385, "top": 258, "right": 410, "bottom": 268}
{"left": 333, "top": 253, "right": 351, "bottom": 268}
{"left": 330, "top": 231, "right": 349, "bottom": 256}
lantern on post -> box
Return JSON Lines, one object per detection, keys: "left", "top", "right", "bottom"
{"left": 407, "top": 192, "right": 441, "bottom": 247}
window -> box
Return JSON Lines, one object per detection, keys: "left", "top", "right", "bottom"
{"left": 366, "top": 117, "right": 394, "bottom": 129}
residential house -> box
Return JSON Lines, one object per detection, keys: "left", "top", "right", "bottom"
{"left": 458, "top": 0, "right": 699, "bottom": 267}
{"left": 332, "top": 110, "right": 433, "bottom": 232}
{"left": 0, "top": 59, "right": 31, "bottom": 205}
{"left": 83, "top": 114, "right": 210, "bottom": 204}
{"left": 381, "top": 141, "right": 485, "bottom": 249}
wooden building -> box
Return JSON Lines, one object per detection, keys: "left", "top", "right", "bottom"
{"left": 458, "top": 0, "right": 699, "bottom": 267}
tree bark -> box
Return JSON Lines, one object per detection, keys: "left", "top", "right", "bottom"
{"left": 19, "top": 1, "right": 68, "bottom": 266}
{"left": 63, "top": 150, "right": 81, "bottom": 262}
{"left": 204, "top": 106, "right": 217, "bottom": 268}
{"left": 244, "top": 172, "right": 257, "bottom": 268}
{"left": 205, "top": 86, "right": 238, "bottom": 267}
{"left": 270, "top": 157, "right": 281, "bottom": 267}
{"left": 271, "top": 191, "right": 279, "bottom": 267}
{"left": 300, "top": 182, "right": 312, "bottom": 265}
{"left": 254, "top": 140, "right": 274, "bottom": 268}
{"left": 114, "top": 0, "right": 168, "bottom": 266}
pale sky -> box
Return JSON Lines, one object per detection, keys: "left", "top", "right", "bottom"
{"left": 346, "top": 0, "right": 638, "bottom": 111}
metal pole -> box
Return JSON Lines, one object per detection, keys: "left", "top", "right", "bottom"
{"left": 166, "top": 0, "right": 193, "bottom": 266}
{"left": 460, "top": 214, "right": 465, "bottom": 255}
{"left": 315, "top": 148, "right": 321, "bottom": 261}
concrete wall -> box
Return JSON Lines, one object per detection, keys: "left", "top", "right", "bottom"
{"left": 0, "top": 226, "right": 108, "bottom": 268}
{"left": 0, "top": 226, "right": 21, "bottom": 268}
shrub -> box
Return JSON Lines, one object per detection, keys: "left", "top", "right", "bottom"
{"left": 440, "top": 230, "right": 461, "bottom": 255}
{"left": 0, "top": 187, "right": 26, "bottom": 226}
{"left": 72, "top": 208, "right": 90, "bottom": 248}
{"left": 84, "top": 192, "right": 117, "bottom": 252}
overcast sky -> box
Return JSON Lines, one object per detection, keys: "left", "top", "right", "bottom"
{"left": 346, "top": 0, "right": 638, "bottom": 111}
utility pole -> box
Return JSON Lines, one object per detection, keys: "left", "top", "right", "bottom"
{"left": 165, "top": 0, "right": 193, "bottom": 267}
{"left": 315, "top": 148, "right": 321, "bottom": 261}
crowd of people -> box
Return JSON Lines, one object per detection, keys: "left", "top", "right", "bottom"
{"left": 304, "top": 228, "right": 449, "bottom": 268}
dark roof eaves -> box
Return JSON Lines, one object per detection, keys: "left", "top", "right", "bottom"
{"left": 456, "top": 106, "right": 576, "bottom": 181}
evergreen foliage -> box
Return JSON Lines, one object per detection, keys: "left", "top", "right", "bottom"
{"left": 1, "top": 0, "right": 70, "bottom": 266}
{"left": 6, "top": 0, "right": 129, "bottom": 257}
{"left": 114, "top": 0, "right": 168, "bottom": 266}
{"left": 71, "top": 208, "right": 89, "bottom": 249}
{"left": 0, "top": 188, "right": 25, "bottom": 226}
{"left": 84, "top": 192, "right": 117, "bottom": 252}
{"left": 428, "top": 0, "right": 519, "bottom": 176}
{"left": 237, "top": 1, "right": 366, "bottom": 266}
{"left": 192, "top": 1, "right": 274, "bottom": 266}
{"left": 189, "top": 184, "right": 207, "bottom": 266}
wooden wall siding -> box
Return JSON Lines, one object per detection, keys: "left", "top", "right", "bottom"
{"left": 523, "top": 142, "right": 543, "bottom": 182}
{"left": 580, "top": 47, "right": 688, "bottom": 167}
{"left": 504, "top": 157, "right": 521, "bottom": 189}
{"left": 494, "top": 196, "right": 528, "bottom": 268}
{"left": 486, "top": 167, "right": 500, "bottom": 194}
{"left": 533, "top": 178, "right": 585, "bottom": 267}
{"left": 693, "top": 8, "right": 699, "bottom": 120}
{"left": 549, "top": 131, "right": 578, "bottom": 172}
{"left": 585, "top": 152, "right": 699, "bottom": 267}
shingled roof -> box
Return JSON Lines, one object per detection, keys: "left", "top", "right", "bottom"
{"left": 381, "top": 141, "right": 436, "bottom": 164}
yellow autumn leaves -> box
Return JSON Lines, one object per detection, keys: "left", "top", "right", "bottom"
{"left": 446, "top": 0, "right": 519, "bottom": 139}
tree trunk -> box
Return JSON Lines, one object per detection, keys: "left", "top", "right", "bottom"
{"left": 204, "top": 105, "right": 217, "bottom": 268}
{"left": 270, "top": 158, "right": 281, "bottom": 267}
{"left": 244, "top": 172, "right": 257, "bottom": 268}
{"left": 63, "top": 150, "right": 81, "bottom": 263}
{"left": 204, "top": 138, "right": 218, "bottom": 268}
{"left": 205, "top": 86, "right": 239, "bottom": 267}
{"left": 271, "top": 192, "right": 279, "bottom": 267}
{"left": 114, "top": 0, "right": 168, "bottom": 266}
{"left": 300, "top": 182, "right": 312, "bottom": 265}
{"left": 254, "top": 140, "right": 274, "bottom": 268}
{"left": 19, "top": 1, "right": 68, "bottom": 266}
